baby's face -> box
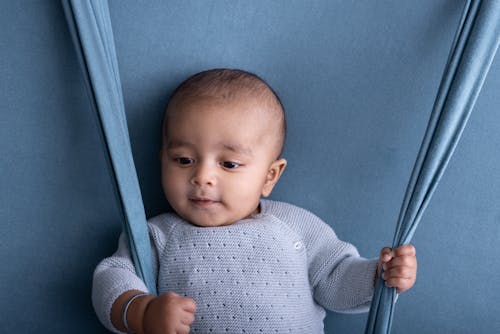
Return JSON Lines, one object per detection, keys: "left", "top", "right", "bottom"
{"left": 161, "top": 97, "right": 285, "bottom": 227}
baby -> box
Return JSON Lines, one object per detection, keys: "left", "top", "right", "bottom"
{"left": 92, "top": 69, "right": 417, "bottom": 334}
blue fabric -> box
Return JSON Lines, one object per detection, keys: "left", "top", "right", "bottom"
{"left": 62, "top": 0, "right": 157, "bottom": 295}
{"left": 365, "top": 1, "right": 500, "bottom": 333}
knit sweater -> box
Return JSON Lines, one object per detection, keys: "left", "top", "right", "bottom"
{"left": 92, "top": 199, "right": 378, "bottom": 334}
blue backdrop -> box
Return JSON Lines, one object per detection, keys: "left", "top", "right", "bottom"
{"left": 1, "top": 1, "right": 499, "bottom": 333}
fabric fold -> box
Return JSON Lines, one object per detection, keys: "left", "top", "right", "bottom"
{"left": 62, "top": 0, "right": 157, "bottom": 295}
{"left": 365, "top": 1, "right": 500, "bottom": 333}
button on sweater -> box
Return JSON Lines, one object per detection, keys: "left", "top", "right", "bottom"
{"left": 92, "top": 199, "right": 377, "bottom": 333}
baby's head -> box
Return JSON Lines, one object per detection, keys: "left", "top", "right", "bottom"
{"left": 161, "top": 69, "right": 287, "bottom": 227}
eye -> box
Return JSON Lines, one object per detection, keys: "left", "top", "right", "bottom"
{"left": 221, "top": 161, "right": 240, "bottom": 169}
{"left": 175, "top": 157, "right": 194, "bottom": 166}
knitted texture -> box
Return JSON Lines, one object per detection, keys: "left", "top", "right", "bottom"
{"left": 92, "top": 200, "right": 377, "bottom": 333}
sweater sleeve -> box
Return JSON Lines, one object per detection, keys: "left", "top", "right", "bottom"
{"left": 264, "top": 200, "right": 378, "bottom": 313}
{"left": 91, "top": 221, "right": 164, "bottom": 333}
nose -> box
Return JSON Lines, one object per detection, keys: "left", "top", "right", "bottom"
{"left": 190, "top": 162, "right": 216, "bottom": 187}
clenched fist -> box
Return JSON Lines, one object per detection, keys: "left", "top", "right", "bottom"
{"left": 377, "top": 244, "right": 417, "bottom": 294}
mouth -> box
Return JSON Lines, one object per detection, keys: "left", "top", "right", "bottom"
{"left": 189, "top": 197, "right": 220, "bottom": 207}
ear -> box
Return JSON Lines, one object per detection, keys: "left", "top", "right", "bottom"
{"left": 261, "top": 158, "right": 287, "bottom": 197}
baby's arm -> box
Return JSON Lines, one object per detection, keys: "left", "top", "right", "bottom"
{"left": 266, "top": 201, "right": 378, "bottom": 312}
{"left": 93, "top": 216, "right": 196, "bottom": 334}
{"left": 377, "top": 245, "right": 417, "bottom": 294}
{"left": 110, "top": 290, "right": 196, "bottom": 334}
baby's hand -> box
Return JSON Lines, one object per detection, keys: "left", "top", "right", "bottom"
{"left": 378, "top": 245, "right": 417, "bottom": 294}
{"left": 142, "top": 292, "right": 197, "bottom": 334}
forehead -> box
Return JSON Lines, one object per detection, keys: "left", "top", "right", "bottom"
{"left": 164, "top": 97, "right": 280, "bottom": 153}
{"left": 166, "top": 95, "right": 278, "bottom": 131}
{"left": 167, "top": 138, "right": 255, "bottom": 158}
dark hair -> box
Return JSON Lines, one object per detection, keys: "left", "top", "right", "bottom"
{"left": 163, "top": 68, "right": 286, "bottom": 157}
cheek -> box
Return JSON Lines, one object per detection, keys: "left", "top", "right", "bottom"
{"left": 228, "top": 170, "right": 267, "bottom": 196}
{"left": 162, "top": 167, "right": 185, "bottom": 196}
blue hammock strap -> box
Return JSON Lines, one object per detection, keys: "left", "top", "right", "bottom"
{"left": 62, "top": 0, "right": 157, "bottom": 295}
{"left": 365, "top": 1, "right": 500, "bottom": 333}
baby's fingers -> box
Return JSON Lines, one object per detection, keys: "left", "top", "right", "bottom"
{"left": 379, "top": 247, "right": 393, "bottom": 263}
{"left": 384, "top": 276, "right": 415, "bottom": 294}
{"left": 180, "top": 296, "right": 197, "bottom": 314}
{"left": 383, "top": 255, "right": 417, "bottom": 271}
{"left": 176, "top": 323, "right": 192, "bottom": 334}
{"left": 382, "top": 265, "right": 416, "bottom": 294}
{"left": 382, "top": 265, "right": 414, "bottom": 280}
{"left": 393, "top": 244, "right": 416, "bottom": 257}
{"left": 180, "top": 309, "right": 195, "bottom": 325}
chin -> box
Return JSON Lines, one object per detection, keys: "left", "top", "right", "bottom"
{"left": 182, "top": 213, "right": 232, "bottom": 228}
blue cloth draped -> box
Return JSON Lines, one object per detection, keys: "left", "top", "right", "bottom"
{"left": 365, "top": 1, "right": 500, "bottom": 333}
{"left": 62, "top": 0, "right": 157, "bottom": 295}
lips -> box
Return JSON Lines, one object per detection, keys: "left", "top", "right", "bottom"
{"left": 189, "top": 197, "right": 220, "bottom": 207}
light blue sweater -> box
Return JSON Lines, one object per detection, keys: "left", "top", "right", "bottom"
{"left": 92, "top": 200, "right": 377, "bottom": 333}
